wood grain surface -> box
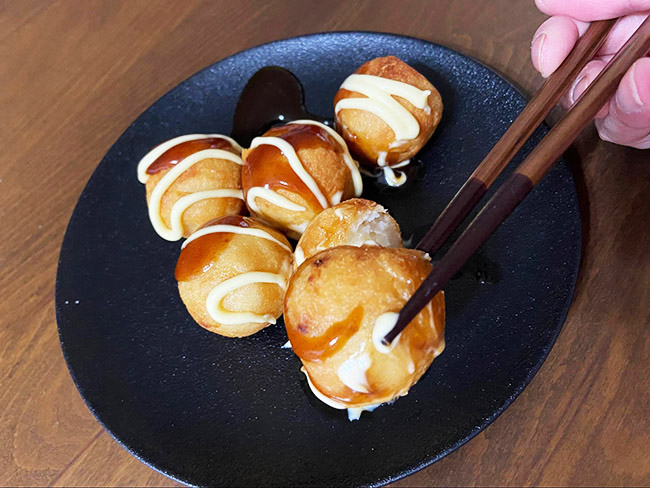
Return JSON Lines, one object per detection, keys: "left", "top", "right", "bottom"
{"left": 1, "top": 1, "right": 648, "bottom": 486}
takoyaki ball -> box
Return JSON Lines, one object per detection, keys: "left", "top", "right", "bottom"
{"left": 334, "top": 56, "right": 443, "bottom": 166}
{"left": 294, "top": 198, "right": 402, "bottom": 268}
{"left": 284, "top": 246, "right": 445, "bottom": 413}
{"left": 241, "top": 121, "right": 363, "bottom": 239}
{"left": 137, "top": 135, "right": 245, "bottom": 241}
{"left": 175, "top": 215, "right": 293, "bottom": 338}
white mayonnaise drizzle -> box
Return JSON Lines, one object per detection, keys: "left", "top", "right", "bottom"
{"left": 294, "top": 245, "right": 306, "bottom": 268}
{"left": 162, "top": 189, "right": 243, "bottom": 240}
{"left": 382, "top": 167, "right": 407, "bottom": 187}
{"left": 337, "top": 352, "right": 372, "bottom": 394}
{"left": 205, "top": 271, "right": 286, "bottom": 325}
{"left": 185, "top": 226, "right": 291, "bottom": 327}
{"left": 182, "top": 224, "right": 291, "bottom": 252}
{"left": 289, "top": 119, "right": 363, "bottom": 198}
{"left": 301, "top": 367, "right": 348, "bottom": 409}
{"left": 250, "top": 136, "right": 330, "bottom": 209}
{"left": 347, "top": 404, "right": 380, "bottom": 421}
{"left": 301, "top": 367, "right": 382, "bottom": 421}
{"left": 138, "top": 136, "right": 244, "bottom": 241}
{"left": 377, "top": 151, "right": 409, "bottom": 187}
{"left": 245, "top": 186, "right": 307, "bottom": 215}
{"left": 287, "top": 222, "right": 308, "bottom": 235}
{"left": 372, "top": 312, "right": 402, "bottom": 354}
{"left": 371, "top": 303, "right": 441, "bottom": 370}
{"left": 334, "top": 74, "right": 430, "bottom": 141}
{"left": 137, "top": 134, "right": 242, "bottom": 183}
{"left": 389, "top": 160, "right": 412, "bottom": 169}
{"left": 335, "top": 74, "right": 430, "bottom": 187}
{"left": 246, "top": 121, "right": 363, "bottom": 217}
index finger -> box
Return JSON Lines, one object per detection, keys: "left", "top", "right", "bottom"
{"left": 536, "top": 0, "right": 650, "bottom": 21}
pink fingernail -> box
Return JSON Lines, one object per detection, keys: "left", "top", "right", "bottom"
{"left": 616, "top": 63, "right": 644, "bottom": 114}
{"left": 530, "top": 33, "right": 547, "bottom": 78}
{"left": 531, "top": 33, "right": 547, "bottom": 77}
{"left": 570, "top": 74, "right": 590, "bottom": 105}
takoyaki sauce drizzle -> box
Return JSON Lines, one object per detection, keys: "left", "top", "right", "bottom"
{"left": 147, "top": 137, "right": 238, "bottom": 175}
{"left": 242, "top": 123, "right": 339, "bottom": 211}
{"left": 175, "top": 216, "right": 252, "bottom": 282}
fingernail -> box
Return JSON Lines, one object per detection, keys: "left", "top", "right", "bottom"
{"left": 570, "top": 74, "right": 590, "bottom": 105}
{"left": 531, "top": 33, "right": 548, "bottom": 77}
{"left": 616, "top": 63, "right": 644, "bottom": 114}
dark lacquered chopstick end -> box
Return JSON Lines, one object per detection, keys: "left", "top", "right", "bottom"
{"left": 385, "top": 173, "right": 534, "bottom": 344}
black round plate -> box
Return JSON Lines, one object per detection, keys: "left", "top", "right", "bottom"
{"left": 56, "top": 32, "right": 581, "bottom": 487}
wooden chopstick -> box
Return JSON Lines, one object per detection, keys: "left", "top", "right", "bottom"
{"left": 384, "top": 15, "right": 650, "bottom": 345}
{"left": 416, "top": 19, "right": 616, "bottom": 255}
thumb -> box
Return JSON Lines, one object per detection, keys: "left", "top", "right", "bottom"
{"left": 595, "top": 58, "right": 650, "bottom": 149}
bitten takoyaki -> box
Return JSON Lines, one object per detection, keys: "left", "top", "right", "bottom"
{"left": 294, "top": 198, "right": 402, "bottom": 268}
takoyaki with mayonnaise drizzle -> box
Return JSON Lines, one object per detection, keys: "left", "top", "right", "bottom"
{"left": 137, "top": 134, "right": 244, "bottom": 241}
{"left": 334, "top": 56, "right": 443, "bottom": 186}
{"left": 284, "top": 246, "right": 445, "bottom": 419}
{"left": 176, "top": 215, "right": 293, "bottom": 337}
{"left": 241, "top": 120, "right": 363, "bottom": 239}
{"left": 294, "top": 198, "right": 402, "bottom": 268}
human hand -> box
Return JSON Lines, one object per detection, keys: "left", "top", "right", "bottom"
{"left": 531, "top": 0, "right": 650, "bottom": 149}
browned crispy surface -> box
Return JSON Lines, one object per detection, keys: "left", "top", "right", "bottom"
{"left": 334, "top": 55, "right": 443, "bottom": 165}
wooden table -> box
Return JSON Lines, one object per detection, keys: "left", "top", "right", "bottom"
{"left": 2, "top": 1, "right": 649, "bottom": 486}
